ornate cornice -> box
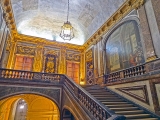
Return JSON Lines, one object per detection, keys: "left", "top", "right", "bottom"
{"left": 1, "top": 0, "right": 144, "bottom": 51}
{"left": 15, "top": 34, "right": 85, "bottom": 51}
{"left": 1, "top": 0, "right": 17, "bottom": 37}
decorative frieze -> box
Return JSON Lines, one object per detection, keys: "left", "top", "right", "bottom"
{"left": 16, "top": 45, "right": 35, "bottom": 55}
{"left": 66, "top": 52, "right": 80, "bottom": 62}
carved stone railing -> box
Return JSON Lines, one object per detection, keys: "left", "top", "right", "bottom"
{"left": 105, "top": 64, "right": 146, "bottom": 84}
{"left": 0, "top": 68, "right": 125, "bottom": 120}
{"left": 0, "top": 68, "right": 62, "bottom": 83}
{"left": 64, "top": 75, "right": 125, "bottom": 120}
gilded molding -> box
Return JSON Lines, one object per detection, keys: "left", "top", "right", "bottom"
{"left": 146, "top": 55, "right": 157, "bottom": 62}
{"left": 85, "top": 49, "right": 93, "bottom": 62}
{"left": 44, "top": 50, "right": 59, "bottom": 73}
{"left": 33, "top": 44, "right": 44, "bottom": 72}
{"left": 16, "top": 45, "right": 35, "bottom": 55}
{"left": 80, "top": 53, "right": 85, "bottom": 80}
{"left": 15, "top": 34, "right": 84, "bottom": 51}
{"left": 6, "top": 41, "right": 17, "bottom": 69}
{"left": 66, "top": 52, "right": 80, "bottom": 62}
{"left": 1, "top": 0, "right": 17, "bottom": 37}
{"left": 60, "top": 47, "right": 66, "bottom": 74}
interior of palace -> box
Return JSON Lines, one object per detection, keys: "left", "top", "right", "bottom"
{"left": 0, "top": 0, "right": 160, "bottom": 120}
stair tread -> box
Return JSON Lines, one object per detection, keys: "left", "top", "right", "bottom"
{"left": 115, "top": 110, "right": 144, "bottom": 114}
{"left": 126, "top": 118, "right": 158, "bottom": 120}
{"left": 95, "top": 96, "right": 119, "bottom": 98}
{"left": 125, "top": 114, "right": 151, "bottom": 118}
{"left": 102, "top": 101, "right": 128, "bottom": 104}
{"left": 106, "top": 104, "right": 133, "bottom": 107}
{"left": 110, "top": 107, "right": 139, "bottom": 110}
{"left": 115, "top": 110, "right": 144, "bottom": 115}
{"left": 83, "top": 87, "right": 159, "bottom": 120}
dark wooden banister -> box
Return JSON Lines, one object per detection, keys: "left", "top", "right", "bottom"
{"left": 0, "top": 68, "right": 125, "bottom": 120}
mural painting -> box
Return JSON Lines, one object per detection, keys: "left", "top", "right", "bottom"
{"left": 106, "top": 20, "right": 144, "bottom": 73}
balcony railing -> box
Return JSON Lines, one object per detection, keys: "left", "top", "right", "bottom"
{"left": 104, "top": 64, "right": 146, "bottom": 84}
{"left": 0, "top": 68, "right": 62, "bottom": 83}
{"left": 0, "top": 68, "right": 125, "bottom": 120}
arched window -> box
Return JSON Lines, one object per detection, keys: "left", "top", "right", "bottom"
{"left": 106, "top": 20, "right": 144, "bottom": 73}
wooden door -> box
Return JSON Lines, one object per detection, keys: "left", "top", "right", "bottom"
{"left": 67, "top": 61, "right": 79, "bottom": 84}
{"left": 14, "top": 55, "right": 33, "bottom": 71}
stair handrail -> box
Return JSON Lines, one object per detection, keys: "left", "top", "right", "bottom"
{"left": 63, "top": 75, "right": 125, "bottom": 120}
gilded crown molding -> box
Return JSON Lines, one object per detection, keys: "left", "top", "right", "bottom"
{"left": 1, "top": 0, "right": 17, "bottom": 37}
{"left": 83, "top": 0, "right": 145, "bottom": 50}
{"left": 15, "top": 34, "right": 85, "bottom": 51}
{"left": 1, "top": 0, "right": 144, "bottom": 52}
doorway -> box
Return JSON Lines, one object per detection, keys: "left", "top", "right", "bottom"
{"left": 14, "top": 55, "right": 33, "bottom": 71}
{"left": 67, "top": 61, "right": 80, "bottom": 84}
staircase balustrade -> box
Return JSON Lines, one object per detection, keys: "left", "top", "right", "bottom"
{"left": 64, "top": 75, "right": 124, "bottom": 120}
{"left": 105, "top": 64, "right": 146, "bottom": 84}
{"left": 0, "top": 68, "right": 124, "bottom": 120}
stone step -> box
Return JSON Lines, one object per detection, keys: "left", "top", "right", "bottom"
{"left": 125, "top": 114, "right": 151, "bottom": 119}
{"left": 93, "top": 95, "right": 116, "bottom": 97}
{"left": 115, "top": 110, "right": 144, "bottom": 115}
{"left": 98, "top": 99, "right": 124, "bottom": 102}
{"left": 87, "top": 91, "right": 109, "bottom": 93}
{"left": 110, "top": 107, "right": 139, "bottom": 111}
{"left": 102, "top": 101, "right": 129, "bottom": 105}
{"left": 126, "top": 118, "right": 158, "bottom": 120}
{"left": 95, "top": 96, "right": 120, "bottom": 99}
{"left": 106, "top": 104, "right": 133, "bottom": 108}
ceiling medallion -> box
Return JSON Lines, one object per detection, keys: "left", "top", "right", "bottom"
{"left": 60, "top": 0, "right": 74, "bottom": 41}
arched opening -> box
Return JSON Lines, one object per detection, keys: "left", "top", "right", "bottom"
{"left": 62, "top": 109, "right": 75, "bottom": 120}
{"left": 14, "top": 99, "right": 28, "bottom": 120}
{"left": 105, "top": 20, "right": 145, "bottom": 73}
{"left": 0, "top": 94, "right": 60, "bottom": 120}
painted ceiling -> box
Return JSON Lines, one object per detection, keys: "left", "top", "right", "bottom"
{"left": 11, "top": 0, "right": 125, "bottom": 45}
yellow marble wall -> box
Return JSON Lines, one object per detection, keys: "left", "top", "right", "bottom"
{"left": 5, "top": 40, "right": 85, "bottom": 83}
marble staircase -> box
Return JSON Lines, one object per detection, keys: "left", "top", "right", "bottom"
{"left": 83, "top": 85, "right": 159, "bottom": 120}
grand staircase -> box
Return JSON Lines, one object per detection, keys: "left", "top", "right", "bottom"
{"left": 83, "top": 85, "right": 159, "bottom": 120}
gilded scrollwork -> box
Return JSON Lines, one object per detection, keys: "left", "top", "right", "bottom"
{"left": 45, "top": 57, "right": 55, "bottom": 73}
{"left": 33, "top": 45, "right": 43, "bottom": 72}
{"left": 16, "top": 45, "right": 35, "bottom": 55}
{"left": 80, "top": 53, "right": 85, "bottom": 80}
{"left": 44, "top": 50, "right": 59, "bottom": 73}
{"left": 60, "top": 47, "right": 66, "bottom": 74}
{"left": 66, "top": 52, "right": 80, "bottom": 62}
{"left": 85, "top": 49, "right": 93, "bottom": 61}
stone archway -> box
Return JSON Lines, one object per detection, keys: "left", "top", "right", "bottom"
{"left": 62, "top": 108, "right": 75, "bottom": 120}
{"left": 0, "top": 94, "right": 60, "bottom": 120}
